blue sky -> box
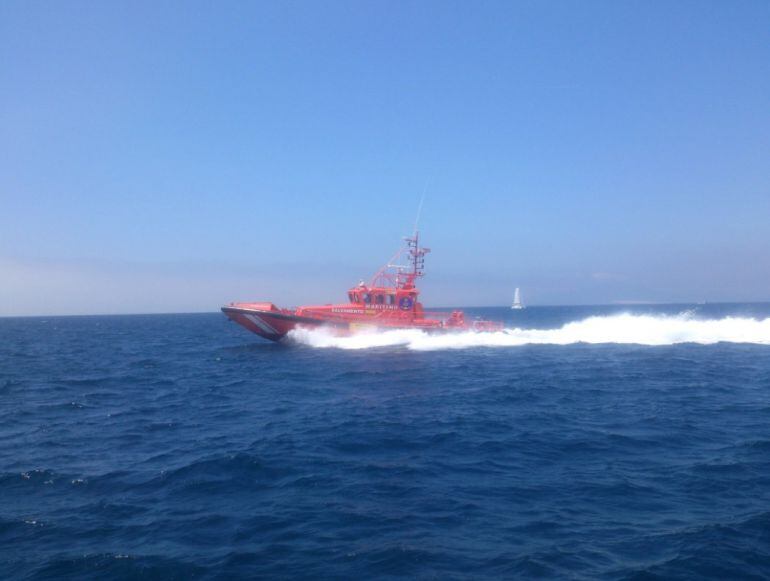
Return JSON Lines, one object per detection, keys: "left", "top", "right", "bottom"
{"left": 1, "top": 1, "right": 769, "bottom": 315}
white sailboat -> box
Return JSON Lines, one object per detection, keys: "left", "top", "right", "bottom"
{"left": 511, "top": 287, "right": 524, "bottom": 310}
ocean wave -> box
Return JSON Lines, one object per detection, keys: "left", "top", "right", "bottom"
{"left": 4, "top": 311, "right": 770, "bottom": 579}
{"left": 287, "top": 314, "right": 770, "bottom": 350}
{"left": 27, "top": 553, "right": 206, "bottom": 579}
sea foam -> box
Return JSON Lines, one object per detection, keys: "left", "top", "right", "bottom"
{"left": 287, "top": 313, "right": 770, "bottom": 350}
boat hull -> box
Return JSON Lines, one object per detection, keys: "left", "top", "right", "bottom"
{"left": 222, "top": 305, "right": 435, "bottom": 342}
{"left": 222, "top": 304, "right": 502, "bottom": 342}
{"left": 221, "top": 305, "right": 335, "bottom": 342}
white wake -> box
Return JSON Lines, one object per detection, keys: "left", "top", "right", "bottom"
{"left": 287, "top": 313, "right": 770, "bottom": 351}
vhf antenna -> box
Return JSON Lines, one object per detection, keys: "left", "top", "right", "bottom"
{"left": 414, "top": 179, "right": 429, "bottom": 234}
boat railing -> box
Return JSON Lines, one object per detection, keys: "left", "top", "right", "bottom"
{"left": 422, "top": 310, "right": 466, "bottom": 322}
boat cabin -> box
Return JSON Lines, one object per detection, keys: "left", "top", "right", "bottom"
{"left": 347, "top": 289, "right": 398, "bottom": 306}
{"left": 346, "top": 283, "right": 421, "bottom": 314}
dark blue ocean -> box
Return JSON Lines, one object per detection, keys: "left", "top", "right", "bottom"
{"left": 2, "top": 304, "right": 770, "bottom": 579}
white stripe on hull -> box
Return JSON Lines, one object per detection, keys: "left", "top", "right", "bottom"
{"left": 245, "top": 313, "right": 279, "bottom": 335}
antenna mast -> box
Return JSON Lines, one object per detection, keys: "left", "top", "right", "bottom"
{"left": 368, "top": 191, "right": 431, "bottom": 288}
{"left": 414, "top": 186, "right": 427, "bottom": 234}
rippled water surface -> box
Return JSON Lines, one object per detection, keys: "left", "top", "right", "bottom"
{"left": 2, "top": 305, "right": 770, "bottom": 579}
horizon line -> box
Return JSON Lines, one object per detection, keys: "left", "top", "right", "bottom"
{"left": 2, "top": 301, "right": 769, "bottom": 319}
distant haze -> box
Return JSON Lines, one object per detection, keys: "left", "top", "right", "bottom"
{"left": 1, "top": 1, "right": 769, "bottom": 316}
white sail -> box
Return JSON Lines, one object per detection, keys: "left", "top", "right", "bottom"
{"left": 511, "top": 287, "right": 524, "bottom": 310}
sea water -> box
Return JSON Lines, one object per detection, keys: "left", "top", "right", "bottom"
{"left": 1, "top": 304, "right": 770, "bottom": 579}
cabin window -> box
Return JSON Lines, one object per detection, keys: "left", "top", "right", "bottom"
{"left": 348, "top": 292, "right": 354, "bottom": 302}
{"left": 386, "top": 294, "right": 395, "bottom": 305}
{"left": 362, "top": 293, "right": 371, "bottom": 304}
{"left": 375, "top": 294, "right": 385, "bottom": 304}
